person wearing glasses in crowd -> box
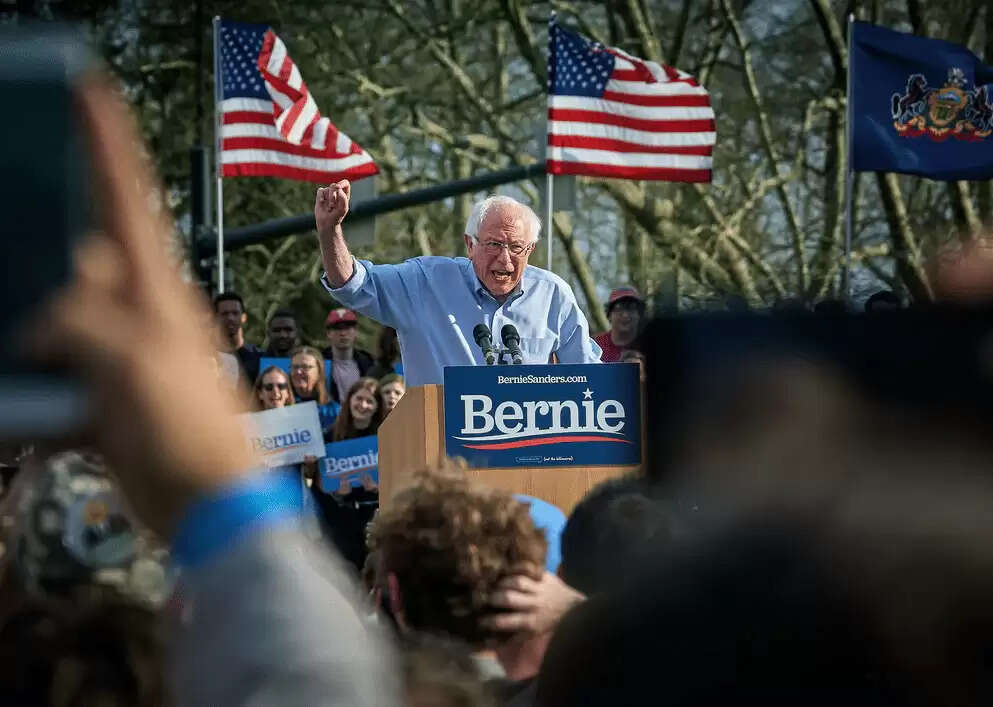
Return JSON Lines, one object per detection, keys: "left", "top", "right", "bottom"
{"left": 321, "top": 308, "right": 375, "bottom": 403}
{"left": 594, "top": 287, "right": 646, "bottom": 363}
{"left": 288, "top": 345, "right": 341, "bottom": 439}
{"left": 254, "top": 366, "right": 295, "bottom": 411}
{"left": 314, "top": 185, "right": 602, "bottom": 386}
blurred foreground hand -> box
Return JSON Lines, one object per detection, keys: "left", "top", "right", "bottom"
{"left": 31, "top": 77, "right": 254, "bottom": 538}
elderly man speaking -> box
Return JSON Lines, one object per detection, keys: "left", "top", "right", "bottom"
{"left": 315, "top": 180, "right": 602, "bottom": 387}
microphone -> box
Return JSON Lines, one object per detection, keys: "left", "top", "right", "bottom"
{"left": 501, "top": 324, "right": 524, "bottom": 365}
{"left": 473, "top": 324, "right": 498, "bottom": 366}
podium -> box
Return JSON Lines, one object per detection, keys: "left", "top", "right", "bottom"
{"left": 378, "top": 364, "right": 641, "bottom": 515}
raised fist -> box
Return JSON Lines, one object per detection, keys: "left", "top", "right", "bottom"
{"left": 315, "top": 179, "right": 351, "bottom": 234}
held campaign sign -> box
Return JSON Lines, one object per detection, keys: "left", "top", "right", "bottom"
{"left": 318, "top": 436, "right": 378, "bottom": 491}
{"left": 444, "top": 364, "right": 641, "bottom": 468}
{"left": 241, "top": 401, "right": 326, "bottom": 467}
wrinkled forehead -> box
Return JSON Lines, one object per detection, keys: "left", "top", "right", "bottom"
{"left": 479, "top": 204, "right": 530, "bottom": 242}
{"left": 269, "top": 317, "right": 296, "bottom": 329}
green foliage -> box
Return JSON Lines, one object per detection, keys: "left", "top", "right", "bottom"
{"left": 28, "top": 0, "right": 993, "bottom": 324}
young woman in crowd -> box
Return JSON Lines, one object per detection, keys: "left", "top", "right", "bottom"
{"left": 254, "top": 366, "right": 295, "bottom": 410}
{"left": 378, "top": 374, "right": 405, "bottom": 417}
{"left": 310, "top": 378, "right": 384, "bottom": 573}
{"left": 288, "top": 345, "right": 341, "bottom": 439}
{"left": 331, "top": 377, "right": 385, "bottom": 442}
{"left": 366, "top": 327, "right": 403, "bottom": 380}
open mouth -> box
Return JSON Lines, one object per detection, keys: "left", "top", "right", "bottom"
{"left": 491, "top": 269, "right": 512, "bottom": 283}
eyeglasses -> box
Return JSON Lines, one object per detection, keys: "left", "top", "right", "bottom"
{"left": 263, "top": 382, "right": 289, "bottom": 392}
{"left": 475, "top": 239, "right": 532, "bottom": 257}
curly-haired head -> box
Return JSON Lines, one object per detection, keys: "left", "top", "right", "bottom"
{"left": 370, "top": 461, "right": 546, "bottom": 647}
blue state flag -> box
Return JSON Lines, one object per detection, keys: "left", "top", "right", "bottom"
{"left": 851, "top": 21, "right": 993, "bottom": 180}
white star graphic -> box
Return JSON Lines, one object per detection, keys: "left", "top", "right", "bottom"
{"left": 582, "top": 388, "right": 593, "bottom": 400}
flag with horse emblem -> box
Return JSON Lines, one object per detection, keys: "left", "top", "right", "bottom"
{"left": 851, "top": 21, "right": 993, "bottom": 180}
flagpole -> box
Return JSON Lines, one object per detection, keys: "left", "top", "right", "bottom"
{"left": 842, "top": 13, "right": 855, "bottom": 304}
{"left": 213, "top": 16, "right": 225, "bottom": 293}
{"left": 546, "top": 170, "right": 554, "bottom": 270}
{"left": 545, "top": 10, "right": 556, "bottom": 273}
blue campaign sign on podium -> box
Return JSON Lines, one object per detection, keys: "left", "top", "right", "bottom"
{"left": 443, "top": 364, "right": 641, "bottom": 468}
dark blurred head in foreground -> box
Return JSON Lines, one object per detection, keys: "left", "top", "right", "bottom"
{"left": 558, "top": 475, "right": 677, "bottom": 596}
{"left": 0, "top": 452, "right": 167, "bottom": 706}
{"left": 539, "top": 308, "right": 993, "bottom": 706}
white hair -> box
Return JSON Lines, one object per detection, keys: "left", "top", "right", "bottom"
{"left": 464, "top": 195, "right": 541, "bottom": 244}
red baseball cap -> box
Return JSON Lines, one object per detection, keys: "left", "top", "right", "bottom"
{"left": 607, "top": 287, "right": 643, "bottom": 308}
{"left": 326, "top": 308, "right": 358, "bottom": 327}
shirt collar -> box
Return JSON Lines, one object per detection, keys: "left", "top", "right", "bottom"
{"left": 461, "top": 258, "right": 527, "bottom": 304}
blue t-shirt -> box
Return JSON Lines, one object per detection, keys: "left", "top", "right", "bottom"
{"left": 515, "top": 494, "right": 567, "bottom": 573}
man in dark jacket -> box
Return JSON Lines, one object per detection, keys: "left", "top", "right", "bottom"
{"left": 322, "top": 308, "right": 375, "bottom": 402}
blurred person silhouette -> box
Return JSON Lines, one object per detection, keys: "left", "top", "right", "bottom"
{"left": 23, "top": 76, "right": 398, "bottom": 706}
{"left": 537, "top": 312, "right": 993, "bottom": 707}
{"left": 557, "top": 475, "right": 677, "bottom": 596}
{"left": 864, "top": 290, "right": 902, "bottom": 312}
{"left": 288, "top": 345, "right": 341, "bottom": 438}
{"left": 254, "top": 365, "right": 295, "bottom": 411}
{"left": 263, "top": 309, "right": 299, "bottom": 357}
{"left": 368, "top": 326, "right": 403, "bottom": 380}
{"left": 813, "top": 298, "right": 846, "bottom": 314}
{"left": 0, "top": 451, "right": 169, "bottom": 706}
{"left": 378, "top": 373, "right": 405, "bottom": 416}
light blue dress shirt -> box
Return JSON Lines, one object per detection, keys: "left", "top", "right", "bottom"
{"left": 322, "top": 256, "right": 602, "bottom": 387}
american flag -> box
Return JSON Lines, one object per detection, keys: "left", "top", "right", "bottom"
{"left": 547, "top": 22, "right": 715, "bottom": 182}
{"left": 216, "top": 19, "right": 378, "bottom": 183}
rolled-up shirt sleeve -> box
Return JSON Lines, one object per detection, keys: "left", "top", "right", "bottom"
{"left": 321, "top": 258, "right": 417, "bottom": 330}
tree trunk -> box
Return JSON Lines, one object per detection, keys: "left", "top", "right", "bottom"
{"left": 552, "top": 211, "right": 610, "bottom": 332}
{"left": 809, "top": 106, "right": 846, "bottom": 299}
{"left": 948, "top": 180, "right": 981, "bottom": 242}
{"left": 722, "top": 0, "right": 808, "bottom": 293}
{"left": 978, "top": 2, "right": 993, "bottom": 227}
{"left": 876, "top": 173, "right": 932, "bottom": 301}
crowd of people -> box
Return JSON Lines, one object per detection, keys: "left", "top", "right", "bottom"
{"left": 3, "top": 73, "right": 991, "bottom": 707}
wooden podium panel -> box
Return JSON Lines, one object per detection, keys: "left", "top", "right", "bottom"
{"left": 378, "top": 384, "right": 636, "bottom": 515}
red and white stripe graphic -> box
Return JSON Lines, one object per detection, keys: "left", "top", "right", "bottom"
{"left": 548, "top": 40, "right": 715, "bottom": 182}
{"left": 220, "top": 29, "right": 377, "bottom": 183}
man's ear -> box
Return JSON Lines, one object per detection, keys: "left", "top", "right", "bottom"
{"left": 463, "top": 233, "right": 474, "bottom": 255}
{"left": 386, "top": 572, "right": 409, "bottom": 632}
{"left": 240, "top": 312, "right": 247, "bottom": 325}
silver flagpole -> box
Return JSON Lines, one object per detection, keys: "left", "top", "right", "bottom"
{"left": 546, "top": 170, "right": 554, "bottom": 270}
{"left": 213, "top": 16, "right": 225, "bottom": 293}
{"left": 546, "top": 11, "right": 556, "bottom": 272}
{"left": 842, "top": 13, "right": 855, "bottom": 304}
